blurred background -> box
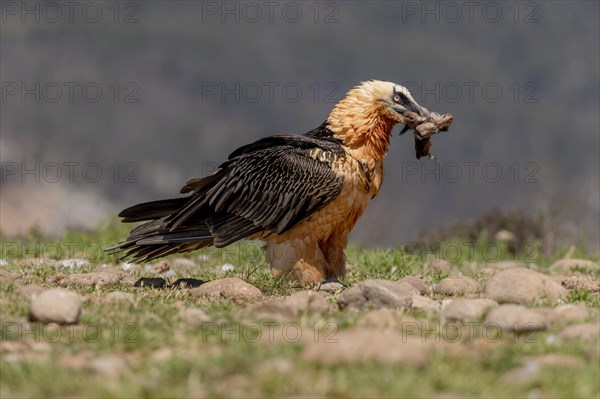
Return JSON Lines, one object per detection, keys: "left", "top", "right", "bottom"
{"left": 1, "top": 1, "right": 598, "bottom": 249}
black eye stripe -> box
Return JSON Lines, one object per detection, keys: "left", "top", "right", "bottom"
{"left": 393, "top": 90, "right": 410, "bottom": 105}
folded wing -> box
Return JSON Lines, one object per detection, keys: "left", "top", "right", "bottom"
{"left": 111, "top": 135, "right": 345, "bottom": 261}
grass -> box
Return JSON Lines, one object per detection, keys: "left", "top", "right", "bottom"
{"left": 0, "top": 222, "right": 599, "bottom": 398}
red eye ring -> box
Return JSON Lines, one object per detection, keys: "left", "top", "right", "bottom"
{"left": 393, "top": 94, "right": 401, "bottom": 103}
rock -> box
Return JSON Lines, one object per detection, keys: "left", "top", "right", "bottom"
{"left": 337, "top": 279, "right": 414, "bottom": 310}
{"left": 153, "top": 260, "right": 171, "bottom": 274}
{"left": 411, "top": 295, "right": 440, "bottom": 314}
{"left": 441, "top": 298, "right": 498, "bottom": 322}
{"left": 190, "top": 277, "right": 262, "bottom": 302}
{"left": 522, "top": 354, "right": 582, "bottom": 368}
{"left": 89, "top": 356, "right": 126, "bottom": 378}
{"left": 179, "top": 307, "right": 211, "bottom": 327}
{"left": 482, "top": 268, "right": 568, "bottom": 305}
{"left": 53, "top": 267, "right": 135, "bottom": 288}
{"left": 318, "top": 280, "right": 346, "bottom": 293}
{"left": 482, "top": 261, "right": 526, "bottom": 271}
{"left": 301, "top": 329, "right": 430, "bottom": 367}
{"left": 29, "top": 289, "right": 81, "bottom": 324}
{"left": 103, "top": 291, "right": 135, "bottom": 304}
{"left": 559, "top": 276, "right": 600, "bottom": 292}
{"left": 398, "top": 276, "right": 427, "bottom": 294}
{"left": 394, "top": 282, "right": 421, "bottom": 295}
{"left": 281, "top": 290, "right": 331, "bottom": 313}
{"left": 548, "top": 274, "right": 569, "bottom": 285}
{"left": 558, "top": 323, "right": 600, "bottom": 341}
{"left": 484, "top": 304, "right": 550, "bottom": 332}
{"left": 549, "top": 259, "right": 599, "bottom": 274}
{"left": 427, "top": 259, "right": 452, "bottom": 273}
{"left": 14, "top": 284, "right": 45, "bottom": 300}
{"left": 553, "top": 303, "right": 590, "bottom": 324}
{"left": 0, "top": 268, "right": 15, "bottom": 282}
{"left": 434, "top": 276, "right": 481, "bottom": 296}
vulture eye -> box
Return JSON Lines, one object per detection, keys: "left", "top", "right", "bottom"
{"left": 393, "top": 94, "right": 403, "bottom": 104}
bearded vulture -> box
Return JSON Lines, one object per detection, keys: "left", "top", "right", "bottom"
{"left": 110, "top": 80, "right": 434, "bottom": 287}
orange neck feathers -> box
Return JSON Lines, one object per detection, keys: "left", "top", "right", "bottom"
{"left": 327, "top": 85, "right": 397, "bottom": 164}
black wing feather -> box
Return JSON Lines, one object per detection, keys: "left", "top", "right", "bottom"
{"left": 110, "top": 134, "right": 345, "bottom": 261}
{"left": 168, "top": 144, "right": 344, "bottom": 241}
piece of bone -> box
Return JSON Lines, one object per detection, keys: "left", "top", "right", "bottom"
{"left": 403, "top": 111, "right": 454, "bottom": 159}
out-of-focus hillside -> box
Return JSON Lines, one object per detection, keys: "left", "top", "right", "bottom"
{"left": 1, "top": 1, "right": 598, "bottom": 247}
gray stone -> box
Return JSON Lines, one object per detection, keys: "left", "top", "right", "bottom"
{"left": 483, "top": 268, "right": 568, "bottom": 305}
{"left": 434, "top": 276, "right": 481, "bottom": 296}
{"left": 398, "top": 276, "right": 427, "bottom": 294}
{"left": 29, "top": 289, "right": 81, "bottom": 324}
{"left": 553, "top": 303, "right": 590, "bottom": 324}
{"left": 52, "top": 267, "right": 135, "bottom": 288}
{"left": 441, "top": 298, "right": 498, "bottom": 322}
{"left": 549, "top": 259, "right": 599, "bottom": 274}
{"left": 482, "top": 261, "right": 526, "bottom": 271}
{"left": 558, "top": 323, "right": 600, "bottom": 341}
{"left": 337, "top": 279, "right": 414, "bottom": 309}
{"left": 190, "top": 277, "right": 262, "bottom": 302}
{"left": 427, "top": 259, "right": 452, "bottom": 273}
{"left": 411, "top": 295, "right": 440, "bottom": 314}
{"left": 554, "top": 275, "right": 600, "bottom": 292}
{"left": 484, "top": 304, "right": 550, "bottom": 332}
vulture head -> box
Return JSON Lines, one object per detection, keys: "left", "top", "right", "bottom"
{"left": 327, "top": 80, "right": 431, "bottom": 160}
